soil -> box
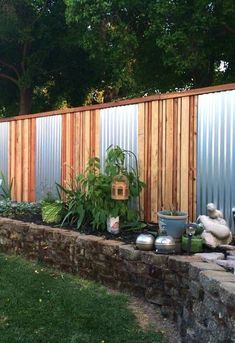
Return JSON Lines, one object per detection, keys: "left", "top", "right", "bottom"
{"left": 2, "top": 213, "right": 159, "bottom": 245}
{"left": 4, "top": 213, "right": 235, "bottom": 252}
{"left": 106, "top": 288, "right": 182, "bottom": 343}
{"left": 128, "top": 297, "right": 182, "bottom": 343}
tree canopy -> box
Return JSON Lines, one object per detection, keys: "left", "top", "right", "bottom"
{"left": 0, "top": 0, "right": 235, "bottom": 116}
{"left": 66, "top": 0, "right": 235, "bottom": 94}
{"left": 0, "top": 0, "right": 96, "bottom": 116}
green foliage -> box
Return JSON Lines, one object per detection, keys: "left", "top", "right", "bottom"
{"left": 79, "top": 147, "right": 144, "bottom": 230}
{"left": 0, "top": 171, "right": 13, "bottom": 200}
{"left": 1, "top": 0, "right": 235, "bottom": 115}
{"left": 0, "top": 0, "right": 95, "bottom": 115}
{"left": 57, "top": 146, "right": 144, "bottom": 231}
{"left": 0, "top": 253, "right": 163, "bottom": 342}
{"left": 41, "top": 201, "right": 63, "bottom": 224}
{"left": 65, "top": 0, "right": 235, "bottom": 97}
{"left": 56, "top": 182, "right": 87, "bottom": 230}
{"left": 0, "top": 201, "right": 41, "bottom": 218}
{"left": 160, "top": 210, "right": 186, "bottom": 217}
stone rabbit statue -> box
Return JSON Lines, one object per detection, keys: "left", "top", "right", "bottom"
{"left": 198, "top": 203, "right": 232, "bottom": 248}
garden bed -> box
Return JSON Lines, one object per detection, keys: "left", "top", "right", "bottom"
{"left": 0, "top": 211, "right": 159, "bottom": 244}
{"left": 0, "top": 217, "right": 235, "bottom": 342}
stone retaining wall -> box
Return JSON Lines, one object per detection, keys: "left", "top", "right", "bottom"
{"left": 0, "top": 217, "right": 235, "bottom": 342}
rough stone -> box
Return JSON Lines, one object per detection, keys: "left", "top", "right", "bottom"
{"left": 185, "top": 321, "right": 208, "bottom": 342}
{"left": 168, "top": 255, "right": 199, "bottom": 273}
{"left": 203, "top": 292, "right": 227, "bottom": 318}
{"left": 189, "top": 261, "right": 224, "bottom": 280}
{"left": 140, "top": 251, "right": 168, "bottom": 266}
{"left": 200, "top": 270, "right": 235, "bottom": 295}
{"left": 220, "top": 244, "right": 235, "bottom": 250}
{"left": 189, "top": 280, "right": 204, "bottom": 300}
{"left": 119, "top": 244, "right": 141, "bottom": 261}
{"left": 98, "top": 239, "right": 123, "bottom": 258}
{"left": 192, "top": 302, "right": 208, "bottom": 323}
{"left": 216, "top": 259, "right": 235, "bottom": 271}
{"left": 195, "top": 252, "right": 225, "bottom": 262}
{"left": 227, "top": 256, "right": 235, "bottom": 261}
{"left": 219, "top": 282, "right": 235, "bottom": 307}
{"left": 145, "top": 288, "right": 171, "bottom": 305}
{"left": 207, "top": 318, "right": 228, "bottom": 342}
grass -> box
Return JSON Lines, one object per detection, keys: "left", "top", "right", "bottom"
{"left": 0, "top": 254, "right": 163, "bottom": 343}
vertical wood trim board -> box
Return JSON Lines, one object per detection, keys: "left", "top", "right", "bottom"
{"left": 9, "top": 119, "right": 36, "bottom": 202}
{"left": 61, "top": 109, "right": 100, "bottom": 187}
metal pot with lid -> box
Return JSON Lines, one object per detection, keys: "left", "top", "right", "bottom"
{"left": 155, "top": 224, "right": 176, "bottom": 254}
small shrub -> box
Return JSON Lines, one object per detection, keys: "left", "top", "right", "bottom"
{"left": 41, "top": 201, "right": 63, "bottom": 224}
{"left": 55, "top": 183, "right": 86, "bottom": 229}
{"left": 57, "top": 146, "right": 145, "bottom": 231}
{"left": 0, "top": 201, "right": 41, "bottom": 218}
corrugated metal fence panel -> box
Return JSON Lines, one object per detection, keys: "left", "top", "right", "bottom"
{"left": 100, "top": 105, "right": 138, "bottom": 170}
{"left": 197, "top": 90, "right": 235, "bottom": 231}
{"left": 0, "top": 122, "right": 9, "bottom": 179}
{"left": 138, "top": 98, "right": 197, "bottom": 222}
{"left": 9, "top": 119, "right": 36, "bottom": 202}
{"left": 36, "top": 116, "right": 61, "bottom": 200}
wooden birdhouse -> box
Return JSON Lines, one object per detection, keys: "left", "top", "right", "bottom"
{"left": 111, "top": 175, "right": 129, "bottom": 200}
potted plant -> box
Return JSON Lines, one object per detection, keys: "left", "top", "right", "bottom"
{"left": 157, "top": 208, "right": 188, "bottom": 239}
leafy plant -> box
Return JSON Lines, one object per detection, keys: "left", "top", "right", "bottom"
{"left": 78, "top": 146, "right": 144, "bottom": 230}
{"left": 56, "top": 146, "right": 145, "bottom": 231}
{"left": 0, "top": 200, "right": 14, "bottom": 217}
{"left": 14, "top": 202, "right": 41, "bottom": 216}
{"left": 57, "top": 147, "right": 144, "bottom": 230}
{"left": 41, "top": 201, "right": 63, "bottom": 224}
{"left": 160, "top": 210, "right": 186, "bottom": 216}
{"left": 0, "top": 171, "right": 13, "bottom": 201}
{"left": 0, "top": 201, "right": 41, "bottom": 218}
{"left": 41, "top": 192, "right": 64, "bottom": 224}
{"left": 56, "top": 182, "right": 87, "bottom": 230}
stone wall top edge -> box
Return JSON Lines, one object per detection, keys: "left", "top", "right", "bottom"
{"left": 1, "top": 217, "right": 235, "bottom": 288}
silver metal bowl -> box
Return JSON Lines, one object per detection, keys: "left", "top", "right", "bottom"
{"left": 136, "top": 233, "right": 155, "bottom": 251}
{"left": 155, "top": 234, "right": 176, "bottom": 254}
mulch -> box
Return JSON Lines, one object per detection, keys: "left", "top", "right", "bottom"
{"left": 3, "top": 213, "right": 159, "bottom": 245}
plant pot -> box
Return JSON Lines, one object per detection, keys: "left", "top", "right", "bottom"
{"left": 157, "top": 210, "right": 188, "bottom": 239}
{"left": 181, "top": 235, "right": 203, "bottom": 253}
{"left": 107, "top": 216, "right": 120, "bottom": 235}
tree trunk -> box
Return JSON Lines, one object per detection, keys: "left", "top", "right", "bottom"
{"left": 19, "top": 87, "right": 32, "bottom": 115}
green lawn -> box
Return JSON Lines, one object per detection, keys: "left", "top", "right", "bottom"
{"left": 0, "top": 254, "right": 163, "bottom": 343}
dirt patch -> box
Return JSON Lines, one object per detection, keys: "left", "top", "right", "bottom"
{"left": 106, "top": 288, "right": 181, "bottom": 343}
{"left": 128, "top": 297, "right": 182, "bottom": 343}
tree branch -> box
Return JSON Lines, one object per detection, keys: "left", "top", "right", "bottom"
{"left": 21, "top": 42, "right": 28, "bottom": 73}
{"left": 0, "top": 73, "right": 19, "bottom": 86}
{"left": 20, "top": 0, "right": 49, "bottom": 72}
{"left": 0, "top": 59, "right": 20, "bottom": 79}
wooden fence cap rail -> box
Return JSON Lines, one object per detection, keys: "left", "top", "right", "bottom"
{"left": 1, "top": 82, "right": 235, "bottom": 123}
